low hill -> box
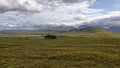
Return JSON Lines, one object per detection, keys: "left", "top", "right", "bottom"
{"left": 61, "top": 27, "right": 120, "bottom": 37}
{"left": 69, "top": 27, "right": 110, "bottom": 33}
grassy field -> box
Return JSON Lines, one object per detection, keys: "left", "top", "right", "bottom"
{"left": 0, "top": 32, "right": 120, "bottom": 68}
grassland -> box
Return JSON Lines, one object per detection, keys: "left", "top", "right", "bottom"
{"left": 0, "top": 31, "right": 120, "bottom": 68}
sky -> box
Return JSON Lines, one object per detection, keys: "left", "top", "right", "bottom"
{"left": 0, "top": 0, "right": 120, "bottom": 30}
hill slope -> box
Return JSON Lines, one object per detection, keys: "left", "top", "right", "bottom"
{"left": 61, "top": 27, "right": 120, "bottom": 37}
{"left": 69, "top": 27, "right": 110, "bottom": 33}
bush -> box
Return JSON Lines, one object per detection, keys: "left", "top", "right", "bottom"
{"left": 44, "top": 34, "right": 57, "bottom": 39}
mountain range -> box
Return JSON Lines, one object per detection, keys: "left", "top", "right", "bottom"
{"left": 0, "top": 26, "right": 120, "bottom": 34}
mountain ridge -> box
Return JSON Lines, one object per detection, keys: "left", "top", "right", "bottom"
{"left": 0, "top": 26, "right": 118, "bottom": 34}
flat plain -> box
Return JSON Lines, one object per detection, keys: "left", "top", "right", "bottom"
{"left": 0, "top": 29, "right": 120, "bottom": 68}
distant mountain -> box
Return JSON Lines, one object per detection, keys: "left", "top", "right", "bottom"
{"left": 0, "top": 25, "right": 120, "bottom": 34}
{"left": 29, "top": 26, "right": 75, "bottom": 34}
{"left": 0, "top": 26, "right": 74, "bottom": 34}
{"left": 108, "top": 27, "right": 120, "bottom": 32}
{"left": 0, "top": 30, "right": 32, "bottom": 34}
{"left": 43, "top": 26, "right": 75, "bottom": 31}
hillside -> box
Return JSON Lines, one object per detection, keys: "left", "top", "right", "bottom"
{"left": 69, "top": 27, "right": 110, "bottom": 33}
{"left": 61, "top": 27, "right": 120, "bottom": 38}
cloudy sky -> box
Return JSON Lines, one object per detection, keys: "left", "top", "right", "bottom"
{"left": 0, "top": 0, "right": 120, "bottom": 30}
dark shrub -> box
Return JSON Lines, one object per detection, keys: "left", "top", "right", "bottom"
{"left": 44, "top": 34, "right": 57, "bottom": 39}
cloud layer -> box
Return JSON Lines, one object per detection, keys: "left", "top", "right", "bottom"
{"left": 0, "top": 0, "right": 43, "bottom": 12}
{"left": 0, "top": 0, "right": 120, "bottom": 30}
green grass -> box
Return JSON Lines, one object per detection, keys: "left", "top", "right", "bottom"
{"left": 0, "top": 33, "right": 120, "bottom": 68}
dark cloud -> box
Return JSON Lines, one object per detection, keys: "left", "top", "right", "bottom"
{"left": 62, "top": 0, "right": 81, "bottom": 3}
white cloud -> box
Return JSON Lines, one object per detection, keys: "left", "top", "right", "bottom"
{"left": 0, "top": 0, "right": 43, "bottom": 12}
{"left": 0, "top": 0, "right": 120, "bottom": 30}
{"left": 85, "top": 11, "right": 120, "bottom": 27}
